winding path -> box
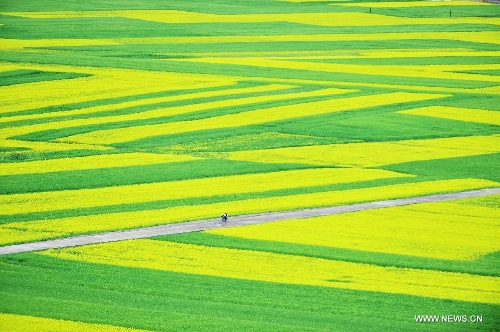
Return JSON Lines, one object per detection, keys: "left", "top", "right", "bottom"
{"left": 1, "top": 187, "right": 499, "bottom": 256}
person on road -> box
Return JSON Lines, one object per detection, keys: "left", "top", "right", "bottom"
{"left": 221, "top": 212, "right": 228, "bottom": 222}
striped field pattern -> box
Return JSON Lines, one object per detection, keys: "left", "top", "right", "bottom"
{"left": 0, "top": 0, "right": 499, "bottom": 331}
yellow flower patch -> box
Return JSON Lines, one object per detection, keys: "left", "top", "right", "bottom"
{"left": 59, "top": 92, "right": 445, "bottom": 145}
{"left": 0, "top": 64, "right": 233, "bottom": 115}
{"left": 0, "top": 82, "right": 284, "bottom": 124}
{"left": 0, "top": 152, "right": 200, "bottom": 176}
{"left": 0, "top": 38, "right": 119, "bottom": 51}
{"left": 281, "top": 12, "right": 500, "bottom": 28}
{"left": 399, "top": 106, "right": 500, "bottom": 126}
{"left": 1, "top": 178, "right": 496, "bottom": 245}
{"left": 1, "top": 86, "right": 347, "bottom": 141}
{"left": 0, "top": 313, "right": 148, "bottom": 332}
{"left": 210, "top": 197, "right": 500, "bottom": 260}
{"left": 281, "top": 49, "right": 500, "bottom": 61}
{"left": 0, "top": 10, "right": 224, "bottom": 22}
{"left": 227, "top": 135, "right": 500, "bottom": 167}
{"left": 0, "top": 168, "right": 403, "bottom": 215}
{"left": 41, "top": 240, "right": 500, "bottom": 304}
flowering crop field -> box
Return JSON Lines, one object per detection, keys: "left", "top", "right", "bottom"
{"left": 1, "top": 196, "right": 499, "bottom": 331}
{"left": 0, "top": 0, "right": 499, "bottom": 330}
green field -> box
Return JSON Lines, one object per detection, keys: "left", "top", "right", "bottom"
{"left": 0, "top": 0, "right": 499, "bottom": 330}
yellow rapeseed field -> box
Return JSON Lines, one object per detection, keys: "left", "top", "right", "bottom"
{"left": 0, "top": 64, "right": 232, "bottom": 115}
{"left": 59, "top": 92, "right": 446, "bottom": 145}
{"left": 0, "top": 83, "right": 293, "bottom": 124}
{"left": 230, "top": 49, "right": 500, "bottom": 61}
{"left": 1, "top": 179, "right": 496, "bottom": 245}
{"left": 0, "top": 38, "right": 119, "bottom": 50}
{"left": 0, "top": 313, "right": 149, "bottom": 332}
{"left": 399, "top": 106, "right": 500, "bottom": 126}
{"left": 0, "top": 86, "right": 348, "bottom": 140}
{"left": 209, "top": 198, "right": 500, "bottom": 260}
{"left": 41, "top": 240, "right": 500, "bottom": 304}
{"left": 228, "top": 135, "right": 500, "bottom": 167}
{"left": 0, "top": 168, "right": 403, "bottom": 215}
{"left": 0, "top": 152, "right": 200, "bottom": 176}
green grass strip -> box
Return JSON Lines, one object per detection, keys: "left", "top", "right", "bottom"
{"left": 0, "top": 149, "right": 106, "bottom": 164}
{"left": 0, "top": 253, "right": 498, "bottom": 331}
{"left": 384, "top": 153, "right": 500, "bottom": 183}
{"left": 0, "top": 159, "right": 313, "bottom": 194}
{"left": 0, "top": 69, "right": 89, "bottom": 86}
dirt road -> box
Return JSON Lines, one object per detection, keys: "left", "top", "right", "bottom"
{"left": 1, "top": 187, "right": 498, "bottom": 255}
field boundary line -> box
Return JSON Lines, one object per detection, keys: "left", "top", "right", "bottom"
{"left": 1, "top": 188, "right": 499, "bottom": 256}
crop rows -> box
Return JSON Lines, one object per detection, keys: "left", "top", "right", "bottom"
{"left": 41, "top": 196, "right": 500, "bottom": 305}
{"left": 1, "top": 195, "right": 498, "bottom": 331}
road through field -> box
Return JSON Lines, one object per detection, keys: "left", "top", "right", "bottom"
{"left": 1, "top": 188, "right": 499, "bottom": 255}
